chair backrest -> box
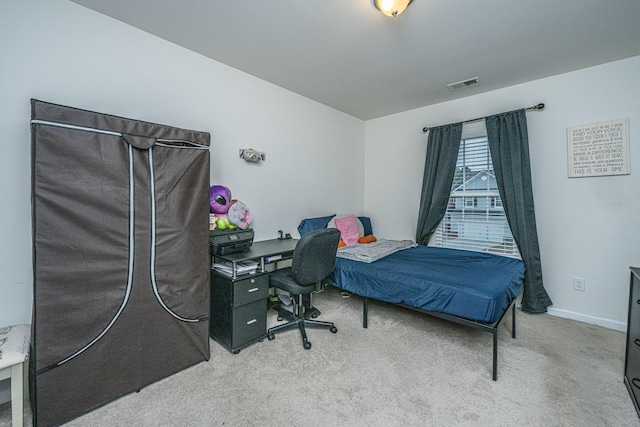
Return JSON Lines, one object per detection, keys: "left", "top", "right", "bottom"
{"left": 291, "top": 228, "right": 341, "bottom": 286}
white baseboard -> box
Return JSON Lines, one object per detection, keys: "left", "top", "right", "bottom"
{"left": 547, "top": 307, "right": 626, "bottom": 332}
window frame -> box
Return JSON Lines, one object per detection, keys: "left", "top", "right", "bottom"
{"left": 432, "top": 122, "right": 521, "bottom": 259}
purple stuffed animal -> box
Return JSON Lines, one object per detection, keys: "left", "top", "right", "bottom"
{"left": 209, "top": 185, "right": 232, "bottom": 214}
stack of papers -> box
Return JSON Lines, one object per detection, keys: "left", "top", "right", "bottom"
{"left": 213, "top": 260, "right": 259, "bottom": 277}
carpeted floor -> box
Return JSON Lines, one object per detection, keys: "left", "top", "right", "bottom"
{"left": 2, "top": 285, "right": 638, "bottom": 426}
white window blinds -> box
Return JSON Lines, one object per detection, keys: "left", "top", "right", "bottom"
{"left": 433, "top": 135, "right": 521, "bottom": 259}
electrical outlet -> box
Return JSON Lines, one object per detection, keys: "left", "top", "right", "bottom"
{"left": 573, "top": 277, "right": 586, "bottom": 292}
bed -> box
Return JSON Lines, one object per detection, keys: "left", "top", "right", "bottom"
{"left": 298, "top": 215, "right": 525, "bottom": 380}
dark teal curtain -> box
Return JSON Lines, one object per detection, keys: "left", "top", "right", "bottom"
{"left": 416, "top": 123, "right": 462, "bottom": 245}
{"left": 485, "top": 109, "right": 552, "bottom": 313}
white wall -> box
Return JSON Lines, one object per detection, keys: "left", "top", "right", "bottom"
{"left": 0, "top": 0, "right": 364, "bottom": 327}
{"left": 364, "top": 56, "right": 640, "bottom": 330}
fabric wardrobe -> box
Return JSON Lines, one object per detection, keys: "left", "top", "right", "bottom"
{"left": 30, "top": 100, "right": 211, "bottom": 426}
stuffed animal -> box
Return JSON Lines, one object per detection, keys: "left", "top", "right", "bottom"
{"left": 227, "top": 200, "right": 252, "bottom": 229}
{"left": 209, "top": 185, "right": 232, "bottom": 214}
{"left": 209, "top": 186, "right": 253, "bottom": 230}
{"left": 216, "top": 216, "right": 231, "bottom": 230}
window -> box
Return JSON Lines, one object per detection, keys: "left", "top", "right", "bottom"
{"left": 433, "top": 131, "right": 520, "bottom": 259}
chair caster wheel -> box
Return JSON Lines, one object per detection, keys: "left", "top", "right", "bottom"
{"left": 303, "top": 341, "right": 311, "bottom": 350}
{"left": 330, "top": 326, "right": 337, "bottom": 333}
{"left": 311, "top": 313, "right": 318, "bottom": 318}
{"left": 267, "top": 332, "right": 275, "bottom": 341}
{"left": 232, "top": 350, "right": 240, "bottom": 354}
{"left": 277, "top": 316, "right": 283, "bottom": 322}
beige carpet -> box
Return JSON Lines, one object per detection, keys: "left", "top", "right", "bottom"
{"left": 2, "top": 285, "right": 638, "bottom": 426}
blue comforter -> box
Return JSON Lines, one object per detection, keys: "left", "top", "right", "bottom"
{"left": 329, "top": 245, "right": 524, "bottom": 324}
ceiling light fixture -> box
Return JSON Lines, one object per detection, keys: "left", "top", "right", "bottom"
{"left": 372, "top": 0, "right": 413, "bottom": 17}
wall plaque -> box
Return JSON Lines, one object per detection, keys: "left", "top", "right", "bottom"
{"left": 567, "top": 118, "right": 630, "bottom": 178}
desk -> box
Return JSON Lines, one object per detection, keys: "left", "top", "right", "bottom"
{"left": 209, "top": 238, "right": 298, "bottom": 353}
{"left": 215, "top": 238, "right": 298, "bottom": 278}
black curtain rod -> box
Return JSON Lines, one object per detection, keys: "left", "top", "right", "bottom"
{"left": 422, "top": 103, "right": 545, "bottom": 133}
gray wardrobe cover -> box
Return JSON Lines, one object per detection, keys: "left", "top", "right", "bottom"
{"left": 30, "top": 100, "right": 211, "bottom": 426}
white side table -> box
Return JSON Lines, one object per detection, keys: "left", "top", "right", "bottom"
{"left": 0, "top": 324, "right": 31, "bottom": 427}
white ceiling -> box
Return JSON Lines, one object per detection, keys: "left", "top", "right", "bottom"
{"left": 70, "top": 0, "right": 640, "bottom": 120}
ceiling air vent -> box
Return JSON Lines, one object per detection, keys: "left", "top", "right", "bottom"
{"left": 447, "top": 77, "right": 481, "bottom": 91}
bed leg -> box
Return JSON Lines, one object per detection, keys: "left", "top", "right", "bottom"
{"left": 512, "top": 302, "right": 517, "bottom": 339}
{"left": 492, "top": 329, "right": 498, "bottom": 381}
{"left": 363, "top": 297, "right": 368, "bottom": 329}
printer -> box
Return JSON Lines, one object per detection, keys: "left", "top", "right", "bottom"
{"left": 209, "top": 228, "right": 254, "bottom": 255}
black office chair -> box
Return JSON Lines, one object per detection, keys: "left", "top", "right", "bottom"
{"left": 267, "top": 228, "right": 340, "bottom": 349}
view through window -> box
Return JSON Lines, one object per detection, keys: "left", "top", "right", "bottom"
{"left": 433, "top": 135, "right": 521, "bottom": 259}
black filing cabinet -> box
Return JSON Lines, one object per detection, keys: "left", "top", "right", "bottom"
{"left": 210, "top": 271, "right": 269, "bottom": 353}
{"left": 625, "top": 267, "right": 640, "bottom": 417}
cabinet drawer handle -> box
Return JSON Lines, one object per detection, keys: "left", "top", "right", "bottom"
{"left": 635, "top": 339, "right": 640, "bottom": 347}
{"left": 246, "top": 319, "right": 257, "bottom": 325}
{"left": 248, "top": 287, "right": 259, "bottom": 293}
{"left": 633, "top": 378, "right": 640, "bottom": 389}
{"left": 637, "top": 299, "right": 640, "bottom": 305}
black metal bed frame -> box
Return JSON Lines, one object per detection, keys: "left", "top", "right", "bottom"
{"left": 361, "top": 297, "right": 517, "bottom": 381}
